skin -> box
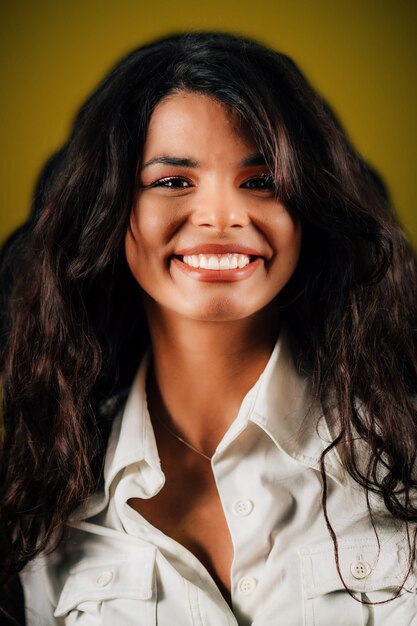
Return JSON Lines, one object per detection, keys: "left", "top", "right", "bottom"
{"left": 125, "top": 92, "right": 302, "bottom": 603}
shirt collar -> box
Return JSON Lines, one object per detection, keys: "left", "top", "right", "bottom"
{"left": 70, "top": 327, "right": 344, "bottom": 522}
{"left": 102, "top": 349, "right": 164, "bottom": 496}
{"left": 249, "top": 325, "right": 345, "bottom": 485}
{"left": 69, "top": 350, "right": 165, "bottom": 522}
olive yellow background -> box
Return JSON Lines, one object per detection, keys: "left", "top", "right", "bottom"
{"left": 0, "top": 0, "right": 416, "bottom": 246}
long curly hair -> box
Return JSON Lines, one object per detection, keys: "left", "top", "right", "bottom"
{"left": 1, "top": 31, "right": 416, "bottom": 585}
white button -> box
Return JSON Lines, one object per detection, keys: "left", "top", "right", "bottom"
{"left": 232, "top": 499, "right": 254, "bottom": 517}
{"left": 96, "top": 570, "right": 114, "bottom": 587}
{"left": 238, "top": 576, "right": 257, "bottom": 595}
{"left": 350, "top": 559, "right": 371, "bottom": 580}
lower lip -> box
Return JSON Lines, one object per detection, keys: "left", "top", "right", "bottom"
{"left": 171, "top": 257, "right": 263, "bottom": 282}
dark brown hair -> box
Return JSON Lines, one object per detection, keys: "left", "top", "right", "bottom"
{"left": 1, "top": 32, "right": 416, "bottom": 588}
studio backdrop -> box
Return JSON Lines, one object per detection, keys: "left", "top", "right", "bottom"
{"left": 0, "top": 0, "right": 415, "bottom": 245}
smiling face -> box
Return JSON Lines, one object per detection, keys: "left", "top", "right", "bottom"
{"left": 125, "top": 92, "right": 301, "bottom": 323}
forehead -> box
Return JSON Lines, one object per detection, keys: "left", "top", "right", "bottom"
{"left": 143, "top": 92, "right": 257, "bottom": 159}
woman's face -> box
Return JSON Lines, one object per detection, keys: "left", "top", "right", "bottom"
{"left": 125, "top": 92, "right": 301, "bottom": 323}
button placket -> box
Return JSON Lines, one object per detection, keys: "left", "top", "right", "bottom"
{"left": 232, "top": 499, "right": 254, "bottom": 517}
{"left": 238, "top": 576, "right": 258, "bottom": 595}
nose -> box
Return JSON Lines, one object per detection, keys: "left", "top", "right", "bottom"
{"left": 190, "top": 187, "right": 250, "bottom": 231}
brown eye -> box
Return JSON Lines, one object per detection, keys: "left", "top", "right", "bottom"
{"left": 242, "top": 176, "right": 274, "bottom": 190}
{"left": 153, "top": 177, "right": 191, "bottom": 188}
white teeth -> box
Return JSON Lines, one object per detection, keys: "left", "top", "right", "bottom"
{"left": 219, "top": 256, "right": 230, "bottom": 270}
{"left": 208, "top": 256, "right": 219, "bottom": 270}
{"left": 237, "top": 254, "right": 247, "bottom": 268}
{"left": 180, "top": 253, "right": 253, "bottom": 270}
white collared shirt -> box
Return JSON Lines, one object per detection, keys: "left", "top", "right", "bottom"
{"left": 21, "top": 329, "right": 417, "bottom": 625}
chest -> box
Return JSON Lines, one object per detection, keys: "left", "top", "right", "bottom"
{"left": 128, "top": 454, "right": 234, "bottom": 604}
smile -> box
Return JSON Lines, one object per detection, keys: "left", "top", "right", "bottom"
{"left": 180, "top": 253, "right": 252, "bottom": 270}
{"left": 171, "top": 254, "right": 263, "bottom": 283}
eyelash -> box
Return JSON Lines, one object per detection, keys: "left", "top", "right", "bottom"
{"left": 151, "top": 177, "right": 190, "bottom": 189}
{"left": 147, "top": 175, "right": 275, "bottom": 190}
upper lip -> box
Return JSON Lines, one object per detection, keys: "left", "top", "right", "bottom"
{"left": 174, "top": 244, "right": 264, "bottom": 257}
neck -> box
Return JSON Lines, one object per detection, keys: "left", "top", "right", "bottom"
{"left": 145, "top": 302, "right": 280, "bottom": 456}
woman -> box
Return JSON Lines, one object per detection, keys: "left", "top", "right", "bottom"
{"left": 1, "top": 32, "right": 416, "bottom": 625}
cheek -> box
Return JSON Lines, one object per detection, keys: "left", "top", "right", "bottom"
{"left": 124, "top": 206, "right": 156, "bottom": 285}
{"left": 124, "top": 221, "right": 141, "bottom": 285}
{"left": 128, "top": 195, "right": 184, "bottom": 251}
{"left": 272, "top": 211, "right": 302, "bottom": 263}
{"left": 124, "top": 199, "right": 180, "bottom": 288}
{"left": 286, "top": 222, "right": 302, "bottom": 264}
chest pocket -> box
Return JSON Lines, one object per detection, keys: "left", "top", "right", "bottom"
{"left": 54, "top": 547, "right": 156, "bottom": 626}
{"left": 299, "top": 537, "right": 414, "bottom": 626}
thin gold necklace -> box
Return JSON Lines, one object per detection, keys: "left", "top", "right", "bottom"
{"left": 146, "top": 365, "right": 213, "bottom": 462}
{"left": 151, "top": 404, "right": 213, "bottom": 462}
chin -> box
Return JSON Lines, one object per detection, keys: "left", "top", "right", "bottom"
{"left": 183, "top": 296, "right": 259, "bottom": 322}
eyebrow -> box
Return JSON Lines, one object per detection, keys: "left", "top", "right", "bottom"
{"left": 140, "top": 153, "right": 267, "bottom": 170}
{"left": 141, "top": 156, "right": 200, "bottom": 169}
{"left": 239, "top": 154, "right": 267, "bottom": 167}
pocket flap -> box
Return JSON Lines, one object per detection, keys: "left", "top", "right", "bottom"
{"left": 54, "top": 546, "right": 156, "bottom": 616}
{"left": 299, "top": 537, "right": 411, "bottom": 599}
